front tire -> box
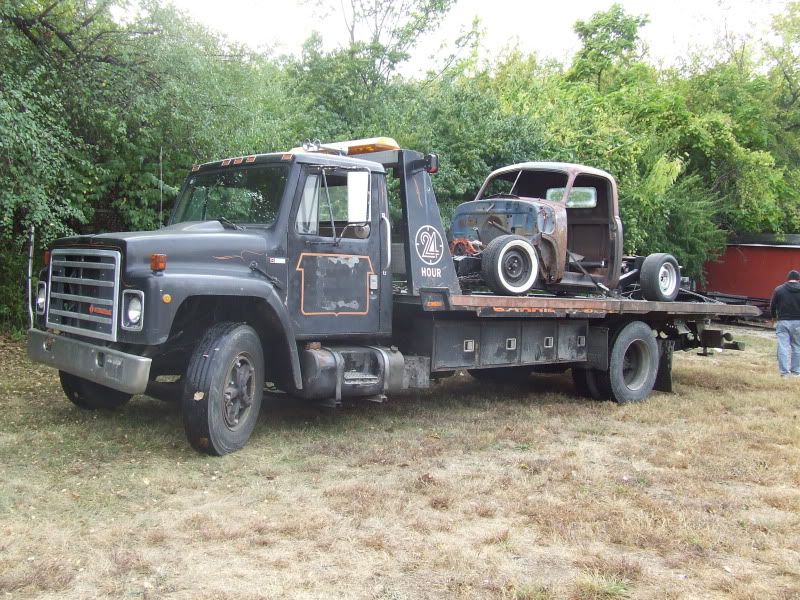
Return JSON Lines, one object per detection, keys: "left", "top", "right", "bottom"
{"left": 607, "top": 321, "right": 658, "bottom": 403}
{"left": 640, "top": 253, "right": 680, "bottom": 301}
{"left": 482, "top": 235, "right": 540, "bottom": 295}
{"left": 59, "top": 371, "right": 132, "bottom": 410}
{"left": 182, "top": 322, "right": 264, "bottom": 456}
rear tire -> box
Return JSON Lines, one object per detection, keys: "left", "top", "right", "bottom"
{"left": 640, "top": 253, "right": 680, "bottom": 301}
{"left": 59, "top": 371, "right": 132, "bottom": 410}
{"left": 482, "top": 235, "right": 540, "bottom": 295}
{"left": 571, "top": 368, "right": 612, "bottom": 400}
{"left": 607, "top": 321, "right": 658, "bottom": 403}
{"left": 182, "top": 322, "right": 264, "bottom": 456}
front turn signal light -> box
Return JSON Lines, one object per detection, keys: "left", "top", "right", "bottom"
{"left": 150, "top": 253, "right": 167, "bottom": 272}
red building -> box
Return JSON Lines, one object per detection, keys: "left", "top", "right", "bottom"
{"left": 702, "top": 235, "right": 800, "bottom": 311}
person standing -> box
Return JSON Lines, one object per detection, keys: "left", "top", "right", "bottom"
{"left": 770, "top": 269, "right": 800, "bottom": 376}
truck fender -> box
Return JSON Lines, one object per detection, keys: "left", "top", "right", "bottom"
{"left": 247, "top": 281, "right": 303, "bottom": 391}
{"left": 155, "top": 274, "right": 303, "bottom": 390}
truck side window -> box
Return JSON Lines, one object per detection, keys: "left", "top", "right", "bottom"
{"left": 296, "top": 174, "right": 320, "bottom": 235}
{"left": 295, "top": 170, "right": 370, "bottom": 239}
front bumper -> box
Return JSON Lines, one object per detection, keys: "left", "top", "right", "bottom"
{"left": 27, "top": 329, "right": 151, "bottom": 394}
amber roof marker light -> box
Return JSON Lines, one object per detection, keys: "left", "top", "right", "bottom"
{"left": 289, "top": 136, "right": 401, "bottom": 156}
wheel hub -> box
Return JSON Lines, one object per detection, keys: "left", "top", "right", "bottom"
{"left": 658, "top": 263, "right": 677, "bottom": 295}
{"left": 621, "top": 340, "right": 648, "bottom": 391}
{"left": 223, "top": 354, "right": 255, "bottom": 429}
{"left": 502, "top": 250, "right": 529, "bottom": 283}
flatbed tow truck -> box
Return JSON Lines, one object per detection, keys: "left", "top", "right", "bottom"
{"left": 27, "top": 138, "right": 758, "bottom": 455}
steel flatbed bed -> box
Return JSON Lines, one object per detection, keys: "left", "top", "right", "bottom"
{"left": 394, "top": 292, "right": 762, "bottom": 319}
{"left": 391, "top": 291, "right": 759, "bottom": 395}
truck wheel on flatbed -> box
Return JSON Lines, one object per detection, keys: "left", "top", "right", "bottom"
{"left": 640, "top": 253, "right": 680, "bottom": 302}
{"left": 58, "top": 371, "right": 132, "bottom": 410}
{"left": 182, "top": 322, "right": 264, "bottom": 456}
{"left": 606, "top": 321, "right": 658, "bottom": 403}
{"left": 482, "top": 235, "right": 540, "bottom": 295}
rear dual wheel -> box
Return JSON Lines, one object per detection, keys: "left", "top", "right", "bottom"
{"left": 607, "top": 321, "right": 659, "bottom": 403}
{"left": 573, "top": 321, "right": 659, "bottom": 404}
{"left": 571, "top": 368, "right": 612, "bottom": 400}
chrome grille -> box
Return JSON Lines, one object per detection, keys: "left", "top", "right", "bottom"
{"left": 46, "top": 248, "right": 121, "bottom": 341}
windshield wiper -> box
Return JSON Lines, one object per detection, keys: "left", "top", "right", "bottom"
{"left": 216, "top": 217, "right": 244, "bottom": 231}
{"left": 484, "top": 192, "right": 520, "bottom": 199}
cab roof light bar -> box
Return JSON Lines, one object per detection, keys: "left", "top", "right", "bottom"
{"left": 289, "top": 136, "right": 401, "bottom": 156}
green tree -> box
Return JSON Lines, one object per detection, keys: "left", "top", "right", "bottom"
{"left": 569, "top": 3, "right": 649, "bottom": 91}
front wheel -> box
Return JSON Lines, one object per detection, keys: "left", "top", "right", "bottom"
{"left": 482, "top": 235, "right": 540, "bottom": 295}
{"left": 640, "top": 253, "right": 680, "bottom": 301}
{"left": 59, "top": 371, "right": 132, "bottom": 410}
{"left": 182, "top": 322, "right": 264, "bottom": 455}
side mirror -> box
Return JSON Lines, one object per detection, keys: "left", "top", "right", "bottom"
{"left": 411, "top": 154, "right": 440, "bottom": 174}
{"left": 424, "top": 153, "right": 439, "bottom": 174}
{"left": 347, "top": 171, "right": 370, "bottom": 223}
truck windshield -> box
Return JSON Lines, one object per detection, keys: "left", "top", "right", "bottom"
{"left": 172, "top": 164, "right": 289, "bottom": 226}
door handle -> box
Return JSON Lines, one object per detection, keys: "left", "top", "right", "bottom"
{"left": 380, "top": 213, "right": 391, "bottom": 272}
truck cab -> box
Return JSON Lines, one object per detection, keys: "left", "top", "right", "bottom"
{"left": 29, "top": 138, "right": 451, "bottom": 454}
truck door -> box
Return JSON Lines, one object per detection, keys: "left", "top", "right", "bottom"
{"left": 287, "top": 165, "right": 390, "bottom": 337}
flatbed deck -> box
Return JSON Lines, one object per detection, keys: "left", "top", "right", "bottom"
{"left": 394, "top": 292, "right": 761, "bottom": 319}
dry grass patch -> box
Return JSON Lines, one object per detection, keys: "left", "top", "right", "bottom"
{"left": 108, "top": 546, "right": 153, "bottom": 576}
{"left": 510, "top": 584, "right": 558, "bottom": 600}
{"left": 761, "top": 489, "right": 800, "bottom": 512}
{"left": 1, "top": 327, "right": 800, "bottom": 598}
{"left": 0, "top": 557, "right": 76, "bottom": 594}
{"left": 479, "top": 528, "right": 511, "bottom": 546}
{"left": 571, "top": 572, "right": 631, "bottom": 600}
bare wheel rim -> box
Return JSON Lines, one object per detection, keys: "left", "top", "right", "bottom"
{"left": 502, "top": 249, "right": 530, "bottom": 285}
{"left": 222, "top": 352, "right": 255, "bottom": 431}
{"left": 622, "top": 340, "right": 649, "bottom": 391}
{"left": 658, "top": 262, "right": 677, "bottom": 296}
{"left": 498, "top": 242, "right": 537, "bottom": 292}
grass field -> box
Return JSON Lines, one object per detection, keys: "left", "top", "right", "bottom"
{"left": 1, "top": 328, "right": 798, "bottom": 599}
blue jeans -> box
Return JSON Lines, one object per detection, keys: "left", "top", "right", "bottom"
{"left": 776, "top": 320, "right": 800, "bottom": 375}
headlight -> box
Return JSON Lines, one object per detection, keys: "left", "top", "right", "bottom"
{"left": 121, "top": 290, "right": 144, "bottom": 331}
{"left": 36, "top": 282, "right": 47, "bottom": 314}
{"left": 127, "top": 296, "right": 142, "bottom": 324}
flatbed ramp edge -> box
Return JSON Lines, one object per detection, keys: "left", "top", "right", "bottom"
{"left": 395, "top": 293, "right": 762, "bottom": 319}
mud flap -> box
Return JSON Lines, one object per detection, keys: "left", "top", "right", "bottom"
{"left": 654, "top": 338, "right": 674, "bottom": 393}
